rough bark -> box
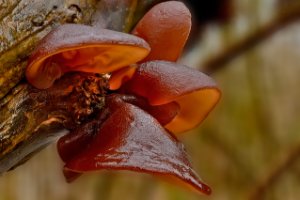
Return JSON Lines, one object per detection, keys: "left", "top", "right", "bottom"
{"left": 0, "top": 73, "right": 107, "bottom": 172}
{"left": 0, "top": 0, "right": 161, "bottom": 173}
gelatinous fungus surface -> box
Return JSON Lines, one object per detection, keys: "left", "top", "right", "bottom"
{"left": 25, "top": 1, "right": 221, "bottom": 196}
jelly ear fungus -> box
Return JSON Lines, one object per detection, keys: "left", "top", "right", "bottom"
{"left": 58, "top": 94, "right": 212, "bottom": 195}
{"left": 26, "top": 24, "right": 150, "bottom": 89}
{"left": 25, "top": 1, "right": 221, "bottom": 196}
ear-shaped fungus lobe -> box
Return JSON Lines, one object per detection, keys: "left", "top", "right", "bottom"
{"left": 63, "top": 99, "right": 211, "bottom": 195}
{"left": 109, "top": 1, "right": 192, "bottom": 90}
{"left": 122, "top": 61, "right": 221, "bottom": 133}
{"left": 26, "top": 24, "right": 150, "bottom": 89}
{"left": 132, "top": 1, "right": 191, "bottom": 62}
{"left": 57, "top": 93, "right": 179, "bottom": 182}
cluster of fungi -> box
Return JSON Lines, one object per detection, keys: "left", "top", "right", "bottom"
{"left": 25, "top": 1, "right": 221, "bottom": 195}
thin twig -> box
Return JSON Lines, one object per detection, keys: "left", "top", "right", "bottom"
{"left": 202, "top": 2, "right": 300, "bottom": 74}
{"left": 249, "top": 144, "right": 300, "bottom": 200}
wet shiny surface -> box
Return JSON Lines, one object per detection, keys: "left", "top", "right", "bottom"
{"left": 23, "top": 1, "right": 220, "bottom": 196}
{"left": 59, "top": 95, "right": 211, "bottom": 195}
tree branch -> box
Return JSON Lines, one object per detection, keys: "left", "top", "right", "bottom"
{"left": 201, "top": 2, "right": 300, "bottom": 74}
{"left": 249, "top": 144, "right": 300, "bottom": 200}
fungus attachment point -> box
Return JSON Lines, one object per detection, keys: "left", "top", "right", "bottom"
{"left": 26, "top": 24, "right": 150, "bottom": 89}
{"left": 109, "top": 65, "right": 137, "bottom": 90}
{"left": 121, "top": 61, "right": 221, "bottom": 133}
{"left": 59, "top": 96, "right": 211, "bottom": 195}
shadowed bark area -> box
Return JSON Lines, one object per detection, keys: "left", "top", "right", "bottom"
{"left": 0, "top": 73, "right": 107, "bottom": 173}
{"left": 0, "top": 0, "right": 160, "bottom": 173}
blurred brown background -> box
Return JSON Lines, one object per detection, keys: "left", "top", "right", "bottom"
{"left": 2, "top": 0, "right": 300, "bottom": 199}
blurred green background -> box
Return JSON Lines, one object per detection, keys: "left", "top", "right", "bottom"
{"left": 2, "top": 0, "right": 300, "bottom": 199}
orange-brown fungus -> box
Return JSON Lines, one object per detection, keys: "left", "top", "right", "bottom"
{"left": 59, "top": 95, "right": 211, "bottom": 195}
{"left": 132, "top": 1, "right": 191, "bottom": 62}
{"left": 23, "top": 0, "right": 223, "bottom": 196}
{"left": 57, "top": 94, "right": 180, "bottom": 183}
{"left": 26, "top": 24, "right": 150, "bottom": 89}
{"left": 109, "top": 1, "right": 191, "bottom": 91}
{"left": 121, "top": 61, "right": 221, "bottom": 133}
{"left": 109, "top": 65, "right": 138, "bottom": 90}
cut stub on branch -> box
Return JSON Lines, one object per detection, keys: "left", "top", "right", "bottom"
{"left": 26, "top": 24, "right": 150, "bottom": 89}
{"left": 58, "top": 95, "right": 211, "bottom": 195}
{"left": 120, "top": 61, "right": 221, "bottom": 133}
